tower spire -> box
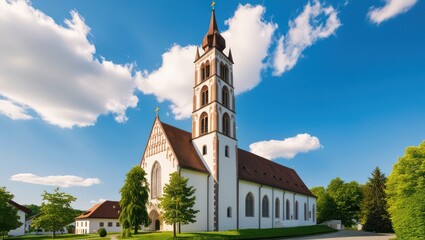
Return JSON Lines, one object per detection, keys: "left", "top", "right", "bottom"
{"left": 202, "top": 6, "right": 226, "bottom": 52}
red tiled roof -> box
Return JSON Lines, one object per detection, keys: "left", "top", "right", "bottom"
{"left": 238, "top": 149, "right": 315, "bottom": 197}
{"left": 161, "top": 122, "right": 209, "bottom": 174}
{"left": 8, "top": 200, "right": 31, "bottom": 214}
{"left": 75, "top": 201, "right": 120, "bottom": 219}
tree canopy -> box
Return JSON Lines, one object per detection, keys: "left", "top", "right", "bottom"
{"left": 159, "top": 172, "right": 199, "bottom": 237}
{"left": 361, "top": 167, "right": 392, "bottom": 233}
{"left": 0, "top": 187, "right": 22, "bottom": 239}
{"left": 310, "top": 186, "right": 336, "bottom": 223}
{"left": 31, "top": 188, "right": 77, "bottom": 239}
{"left": 119, "top": 165, "right": 150, "bottom": 235}
{"left": 387, "top": 141, "right": 425, "bottom": 239}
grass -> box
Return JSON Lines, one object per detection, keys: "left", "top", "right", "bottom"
{"left": 116, "top": 225, "right": 336, "bottom": 239}
{"left": 5, "top": 233, "right": 111, "bottom": 240}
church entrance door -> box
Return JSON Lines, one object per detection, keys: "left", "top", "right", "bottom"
{"left": 155, "top": 220, "right": 160, "bottom": 230}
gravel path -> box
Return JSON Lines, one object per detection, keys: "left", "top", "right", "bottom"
{"left": 278, "top": 230, "right": 395, "bottom": 240}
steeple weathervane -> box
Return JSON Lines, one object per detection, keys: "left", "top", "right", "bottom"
{"left": 155, "top": 107, "right": 160, "bottom": 117}
{"left": 211, "top": 1, "right": 216, "bottom": 10}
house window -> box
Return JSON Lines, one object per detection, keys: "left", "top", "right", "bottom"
{"left": 245, "top": 192, "right": 254, "bottom": 217}
{"left": 286, "top": 199, "right": 290, "bottom": 220}
{"left": 108, "top": 222, "right": 113, "bottom": 227}
{"left": 202, "top": 145, "right": 207, "bottom": 155}
{"left": 275, "top": 198, "right": 280, "bottom": 218}
{"left": 227, "top": 207, "right": 232, "bottom": 218}
{"left": 304, "top": 203, "right": 308, "bottom": 221}
{"left": 222, "top": 86, "right": 229, "bottom": 107}
{"left": 85, "top": 222, "right": 87, "bottom": 227}
{"left": 225, "top": 145, "right": 229, "bottom": 157}
{"left": 295, "top": 201, "right": 299, "bottom": 220}
{"left": 262, "top": 195, "right": 269, "bottom": 218}
{"left": 99, "top": 222, "right": 104, "bottom": 227}
{"left": 151, "top": 162, "right": 162, "bottom": 199}
{"left": 222, "top": 113, "right": 230, "bottom": 136}
{"left": 201, "top": 86, "right": 209, "bottom": 106}
{"left": 116, "top": 222, "right": 120, "bottom": 227}
{"left": 200, "top": 112, "right": 208, "bottom": 134}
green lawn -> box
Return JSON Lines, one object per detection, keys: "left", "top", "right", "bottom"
{"left": 5, "top": 233, "right": 111, "bottom": 240}
{"left": 116, "top": 225, "right": 336, "bottom": 239}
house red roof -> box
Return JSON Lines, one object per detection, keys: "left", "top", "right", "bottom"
{"left": 158, "top": 121, "right": 314, "bottom": 197}
{"left": 75, "top": 201, "right": 120, "bottom": 220}
{"left": 8, "top": 200, "right": 31, "bottom": 214}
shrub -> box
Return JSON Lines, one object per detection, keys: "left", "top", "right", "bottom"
{"left": 98, "top": 227, "right": 107, "bottom": 237}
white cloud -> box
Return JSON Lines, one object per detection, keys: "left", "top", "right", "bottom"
{"left": 10, "top": 173, "right": 102, "bottom": 188}
{"left": 368, "top": 0, "right": 417, "bottom": 24}
{"left": 137, "top": 4, "right": 276, "bottom": 119}
{"left": 0, "top": 99, "right": 32, "bottom": 120}
{"left": 0, "top": 0, "right": 138, "bottom": 128}
{"left": 273, "top": 0, "right": 341, "bottom": 76}
{"left": 90, "top": 198, "right": 107, "bottom": 204}
{"left": 249, "top": 133, "right": 322, "bottom": 160}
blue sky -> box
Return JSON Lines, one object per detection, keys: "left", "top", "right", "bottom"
{"left": 0, "top": 0, "right": 424, "bottom": 210}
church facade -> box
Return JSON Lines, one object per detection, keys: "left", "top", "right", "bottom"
{"left": 140, "top": 9, "right": 316, "bottom": 232}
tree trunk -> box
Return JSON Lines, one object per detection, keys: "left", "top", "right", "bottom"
{"left": 134, "top": 224, "right": 138, "bottom": 235}
{"left": 52, "top": 230, "right": 55, "bottom": 239}
{"left": 173, "top": 223, "right": 176, "bottom": 237}
{"left": 179, "top": 222, "right": 181, "bottom": 234}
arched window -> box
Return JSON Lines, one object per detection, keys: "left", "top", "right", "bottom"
{"left": 200, "top": 112, "right": 208, "bottom": 134}
{"left": 222, "top": 113, "right": 230, "bottom": 136}
{"left": 225, "top": 145, "right": 229, "bottom": 157}
{"left": 222, "top": 86, "right": 229, "bottom": 107}
{"left": 202, "top": 145, "right": 207, "bottom": 155}
{"left": 295, "top": 201, "right": 299, "bottom": 220}
{"left": 312, "top": 204, "right": 316, "bottom": 222}
{"left": 201, "top": 86, "right": 209, "bottom": 106}
{"left": 227, "top": 207, "right": 232, "bottom": 218}
{"left": 245, "top": 193, "right": 254, "bottom": 217}
{"left": 262, "top": 195, "right": 269, "bottom": 218}
{"left": 275, "top": 198, "right": 280, "bottom": 218}
{"left": 220, "top": 63, "right": 229, "bottom": 82}
{"left": 304, "top": 203, "right": 307, "bottom": 221}
{"left": 286, "top": 199, "right": 290, "bottom": 220}
{"left": 205, "top": 61, "right": 210, "bottom": 78}
{"left": 201, "top": 63, "right": 206, "bottom": 80}
{"left": 151, "top": 162, "right": 161, "bottom": 199}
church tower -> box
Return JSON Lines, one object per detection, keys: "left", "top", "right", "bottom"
{"left": 191, "top": 8, "right": 238, "bottom": 231}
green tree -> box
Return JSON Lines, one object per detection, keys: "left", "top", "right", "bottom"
{"left": 119, "top": 166, "right": 150, "bottom": 235}
{"left": 0, "top": 187, "right": 22, "bottom": 239}
{"left": 25, "top": 204, "right": 41, "bottom": 218}
{"left": 327, "top": 178, "right": 363, "bottom": 226}
{"left": 310, "top": 186, "right": 336, "bottom": 223}
{"left": 387, "top": 141, "right": 425, "bottom": 239}
{"left": 159, "top": 172, "right": 199, "bottom": 237}
{"left": 361, "top": 167, "right": 392, "bottom": 233}
{"left": 32, "top": 188, "right": 77, "bottom": 239}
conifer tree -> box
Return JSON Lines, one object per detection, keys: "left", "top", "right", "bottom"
{"left": 361, "top": 167, "right": 393, "bottom": 232}
{"left": 119, "top": 165, "right": 150, "bottom": 235}
{"left": 159, "top": 172, "right": 199, "bottom": 237}
{"left": 0, "top": 187, "right": 22, "bottom": 240}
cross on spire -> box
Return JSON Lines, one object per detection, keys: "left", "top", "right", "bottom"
{"left": 155, "top": 107, "right": 159, "bottom": 117}
{"left": 211, "top": 1, "right": 216, "bottom": 10}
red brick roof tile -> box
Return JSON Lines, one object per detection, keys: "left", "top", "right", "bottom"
{"left": 75, "top": 200, "right": 120, "bottom": 219}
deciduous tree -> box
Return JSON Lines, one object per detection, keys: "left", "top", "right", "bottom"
{"left": 387, "top": 141, "right": 425, "bottom": 239}
{"left": 310, "top": 186, "right": 336, "bottom": 223}
{"left": 119, "top": 165, "right": 150, "bottom": 235}
{"left": 32, "top": 188, "right": 77, "bottom": 239}
{"left": 159, "top": 172, "right": 199, "bottom": 237}
{"left": 0, "top": 187, "right": 22, "bottom": 240}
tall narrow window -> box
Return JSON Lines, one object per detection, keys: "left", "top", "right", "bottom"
{"left": 200, "top": 112, "right": 208, "bottom": 134}
{"left": 201, "top": 64, "right": 206, "bottom": 80}
{"left": 225, "top": 145, "right": 229, "bottom": 157}
{"left": 304, "top": 203, "right": 307, "bottom": 221}
{"left": 262, "top": 195, "right": 269, "bottom": 217}
{"left": 202, "top": 145, "right": 207, "bottom": 155}
{"left": 201, "top": 86, "right": 209, "bottom": 106}
{"left": 220, "top": 63, "right": 229, "bottom": 82}
{"left": 295, "top": 201, "right": 299, "bottom": 220}
{"left": 275, "top": 198, "right": 280, "bottom": 218}
{"left": 205, "top": 61, "right": 210, "bottom": 78}
{"left": 151, "top": 162, "right": 161, "bottom": 199}
{"left": 286, "top": 199, "right": 290, "bottom": 220}
{"left": 245, "top": 192, "right": 254, "bottom": 217}
{"left": 227, "top": 207, "right": 232, "bottom": 218}
{"left": 312, "top": 204, "right": 316, "bottom": 222}
{"left": 222, "top": 113, "right": 230, "bottom": 136}
{"left": 222, "top": 87, "right": 229, "bottom": 107}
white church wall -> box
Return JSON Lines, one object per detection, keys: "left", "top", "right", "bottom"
{"left": 192, "top": 133, "right": 215, "bottom": 173}
{"left": 180, "top": 168, "right": 209, "bottom": 232}
{"left": 238, "top": 180, "right": 260, "bottom": 229}
{"left": 260, "top": 186, "right": 273, "bottom": 229}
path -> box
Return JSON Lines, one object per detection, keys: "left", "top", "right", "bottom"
{"left": 279, "top": 230, "right": 395, "bottom": 240}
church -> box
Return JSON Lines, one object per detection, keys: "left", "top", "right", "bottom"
{"left": 140, "top": 8, "right": 317, "bottom": 232}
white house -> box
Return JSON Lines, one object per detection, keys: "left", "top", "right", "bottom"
{"left": 8, "top": 200, "right": 31, "bottom": 236}
{"left": 75, "top": 200, "right": 121, "bottom": 234}
{"left": 140, "top": 8, "right": 317, "bottom": 232}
